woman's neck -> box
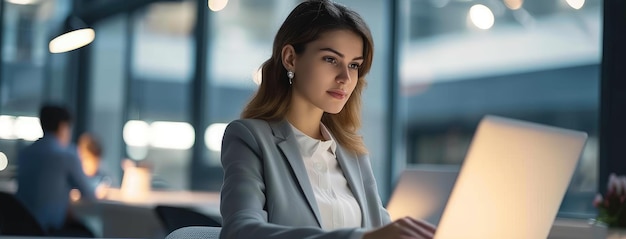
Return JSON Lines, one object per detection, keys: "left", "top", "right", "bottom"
{"left": 286, "top": 96, "right": 324, "bottom": 140}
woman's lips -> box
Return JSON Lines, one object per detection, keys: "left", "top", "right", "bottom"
{"left": 327, "top": 89, "right": 347, "bottom": 100}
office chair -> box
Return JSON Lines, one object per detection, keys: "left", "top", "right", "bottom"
{"left": 0, "top": 191, "right": 46, "bottom": 236}
{"left": 165, "top": 226, "right": 221, "bottom": 239}
{"left": 155, "top": 205, "right": 221, "bottom": 234}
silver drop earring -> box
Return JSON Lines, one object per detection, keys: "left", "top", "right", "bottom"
{"left": 287, "top": 71, "right": 294, "bottom": 85}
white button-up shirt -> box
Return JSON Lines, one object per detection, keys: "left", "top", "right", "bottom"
{"left": 290, "top": 123, "right": 362, "bottom": 230}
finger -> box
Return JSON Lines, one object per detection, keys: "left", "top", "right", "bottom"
{"left": 391, "top": 218, "right": 424, "bottom": 239}
{"left": 399, "top": 217, "right": 435, "bottom": 238}
{"left": 392, "top": 220, "right": 422, "bottom": 237}
{"left": 407, "top": 217, "right": 437, "bottom": 234}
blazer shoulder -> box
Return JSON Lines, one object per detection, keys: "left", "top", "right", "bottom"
{"left": 223, "top": 119, "right": 277, "bottom": 157}
{"left": 230, "top": 118, "right": 268, "bottom": 127}
{"left": 228, "top": 119, "right": 272, "bottom": 134}
{"left": 226, "top": 119, "right": 275, "bottom": 142}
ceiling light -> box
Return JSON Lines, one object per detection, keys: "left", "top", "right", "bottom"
{"left": 49, "top": 16, "right": 95, "bottom": 53}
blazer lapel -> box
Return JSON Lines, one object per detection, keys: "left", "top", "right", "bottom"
{"left": 270, "top": 120, "right": 323, "bottom": 227}
{"left": 335, "top": 146, "right": 367, "bottom": 227}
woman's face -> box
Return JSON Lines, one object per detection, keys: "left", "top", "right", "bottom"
{"left": 291, "top": 29, "right": 364, "bottom": 114}
{"left": 77, "top": 135, "right": 99, "bottom": 176}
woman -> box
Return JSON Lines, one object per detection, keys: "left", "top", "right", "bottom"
{"left": 70, "top": 133, "right": 110, "bottom": 201}
{"left": 220, "top": 1, "right": 436, "bottom": 238}
{"left": 77, "top": 133, "right": 103, "bottom": 179}
{"left": 76, "top": 133, "right": 111, "bottom": 191}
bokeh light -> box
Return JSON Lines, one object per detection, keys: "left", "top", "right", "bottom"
{"left": 469, "top": 4, "right": 495, "bottom": 30}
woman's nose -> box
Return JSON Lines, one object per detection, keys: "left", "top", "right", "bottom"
{"left": 336, "top": 66, "right": 351, "bottom": 84}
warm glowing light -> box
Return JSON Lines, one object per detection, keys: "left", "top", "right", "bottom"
{"left": 49, "top": 28, "right": 95, "bottom": 53}
{"left": 0, "top": 152, "right": 8, "bottom": 171}
{"left": 566, "top": 0, "right": 585, "bottom": 9}
{"left": 70, "top": 189, "right": 81, "bottom": 201}
{"left": 0, "top": 115, "right": 16, "bottom": 139}
{"left": 120, "top": 166, "right": 151, "bottom": 201}
{"left": 208, "top": 0, "right": 229, "bottom": 11}
{"left": 149, "top": 121, "right": 195, "bottom": 150}
{"left": 121, "top": 159, "right": 136, "bottom": 170}
{"left": 123, "top": 120, "right": 150, "bottom": 147}
{"left": 205, "top": 123, "right": 228, "bottom": 152}
{"left": 504, "top": 0, "right": 523, "bottom": 10}
{"left": 469, "top": 4, "right": 495, "bottom": 30}
{"left": 6, "top": 0, "right": 39, "bottom": 4}
{"left": 14, "top": 117, "right": 43, "bottom": 141}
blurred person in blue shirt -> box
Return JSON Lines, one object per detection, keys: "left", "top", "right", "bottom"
{"left": 15, "top": 104, "right": 96, "bottom": 234}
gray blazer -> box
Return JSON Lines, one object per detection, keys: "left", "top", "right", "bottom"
{"left": 220, "top": 119, "right": 391, "bottom": 239}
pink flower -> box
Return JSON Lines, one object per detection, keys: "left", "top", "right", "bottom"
{"left": 593, "top": 194, "right": 603, "bottom": 207}
{"left": 597, "top": 173, "right": 626, "bottom": 228}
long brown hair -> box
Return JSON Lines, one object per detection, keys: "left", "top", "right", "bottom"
{"left": 241, "top": 0, "right": 374, "bottom": 155}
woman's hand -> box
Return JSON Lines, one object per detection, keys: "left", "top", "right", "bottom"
{"left": 363, "top": 217, "right": 436, "bottom": 239}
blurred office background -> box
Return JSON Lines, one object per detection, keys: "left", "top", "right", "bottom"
{"left": 0, "top": 0, "right": 622, "bottom": 223}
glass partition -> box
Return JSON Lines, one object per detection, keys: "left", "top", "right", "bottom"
{"left": 397, "top": 0, "right": 602, "bottom": 218}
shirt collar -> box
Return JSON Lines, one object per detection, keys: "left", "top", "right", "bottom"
{"left": 289, "top": 122, "right": 337, "bottom": 158}
{"left": 319, "top": 123, "right": 337, "bottom": 154}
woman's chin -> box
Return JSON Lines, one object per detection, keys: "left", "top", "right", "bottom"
{"left": 321, "top": 102, "right": 348, "bottom": 114}
{"left": 325, "top": 108, "right": 343, "bottom": 114}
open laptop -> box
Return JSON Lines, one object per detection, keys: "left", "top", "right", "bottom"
{"left": 432, "top": 115, "right": 588, "bottom": 239}
{"left": 386, "top": 166, "right": 459, "bottom": 225}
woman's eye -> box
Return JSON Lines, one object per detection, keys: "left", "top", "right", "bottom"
{"left": 348, "top": 63, "right": 361, "bottom": 70}
{"left": 324, "top": 57, "right": 337, "bottom": 64}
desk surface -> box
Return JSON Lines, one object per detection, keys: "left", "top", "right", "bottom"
{"left": 101, "top": 188, "right": 220, "bottom": 207}
{"left": 71, "top": 189, "right": 221, "bottom": 238}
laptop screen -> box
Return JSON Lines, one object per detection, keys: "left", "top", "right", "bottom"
{"left": 434, "top": 115, "right": 587, "bottom": 239}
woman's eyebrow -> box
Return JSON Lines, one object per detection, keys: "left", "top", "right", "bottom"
{"left": 319, "top": 47, "right": 363, "bottom": 61}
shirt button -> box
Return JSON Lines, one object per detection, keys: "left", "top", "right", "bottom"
{"left": 314, "top": 161, "right": 325, "bottom": 171}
